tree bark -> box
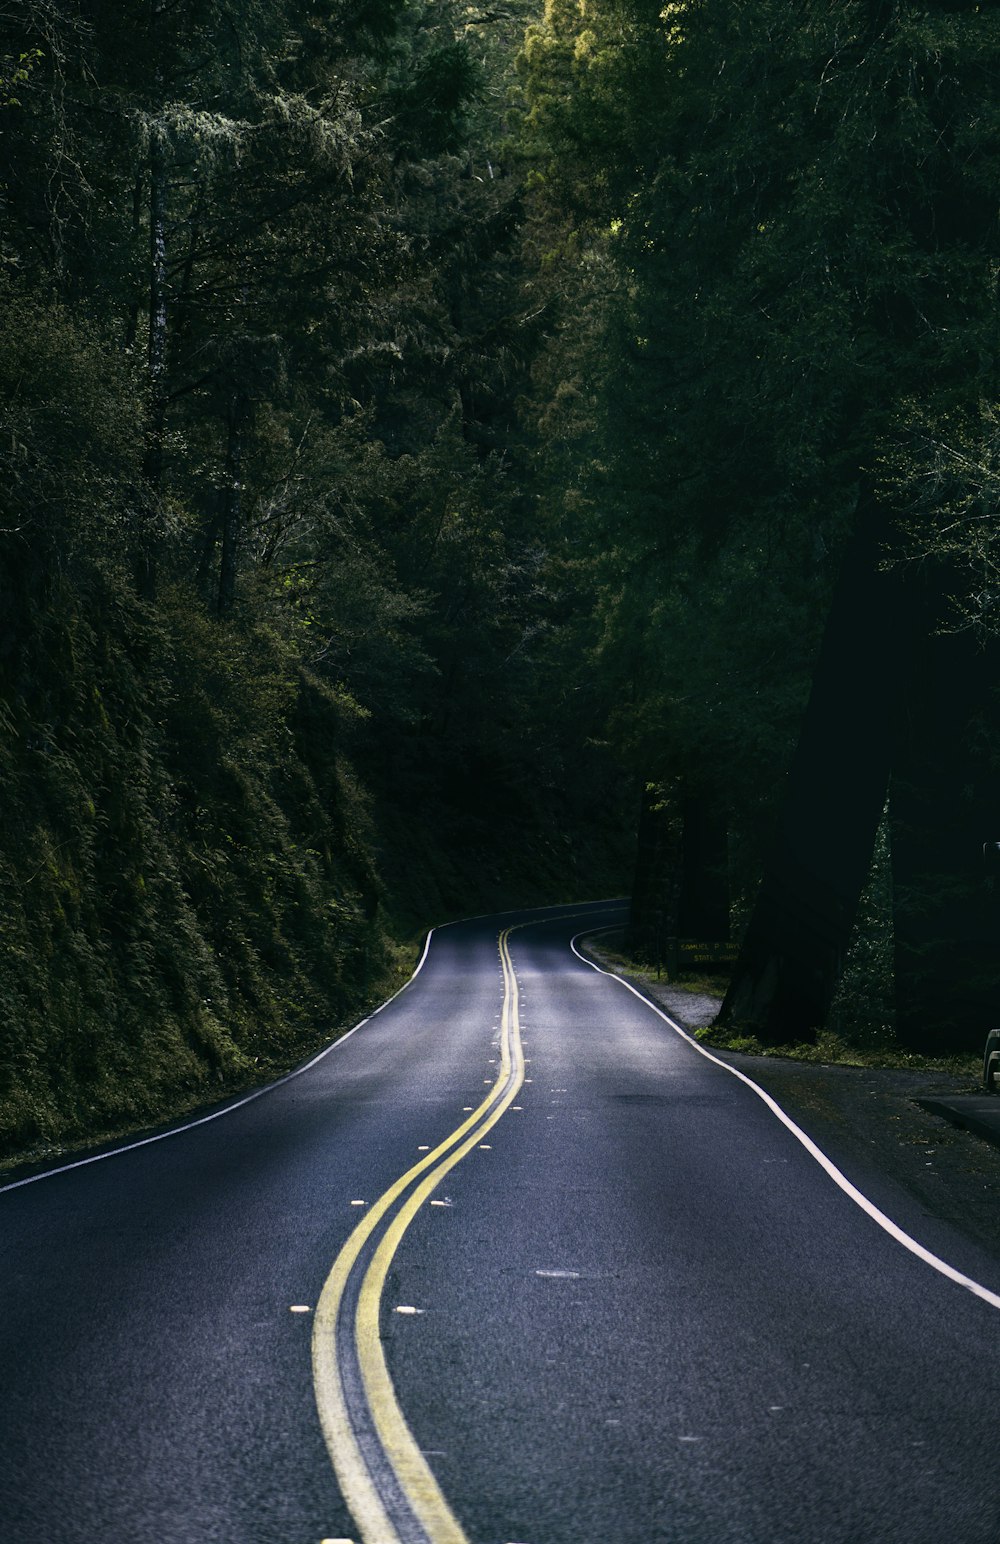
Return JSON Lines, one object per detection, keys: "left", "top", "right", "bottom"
{"left": 627, "top": 781, "right": 679, "bottom": 962}
{"left": 137, "top": 6, "right": 168, "bottom": 603}
{"left": 717, "top": 503, "right": 918, "bottom": 1042}
{"left": 676, "top": 793, "right": 729, "bottom": 939}
{"left": 890, "top": 624, "right": 1000, "bottom": 1053}
{"left": 217, "top": 395, "right": 248, "bottom": 616}
{"left": 142, "top": 116, "right": 168, "bottom": 498}
{"left": 196, "top": 499, "right": 223, "bottom": 594}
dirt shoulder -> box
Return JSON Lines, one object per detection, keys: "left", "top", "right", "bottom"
{"left": 584, "top": 946, "right": 1000, "bottom": 1267}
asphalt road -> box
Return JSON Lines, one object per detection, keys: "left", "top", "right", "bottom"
{"left": 4, "top": 899, "right": 1000, "bottom": 1544}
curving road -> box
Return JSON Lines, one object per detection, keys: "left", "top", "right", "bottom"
{"left": 4, "top": 900, "right": 1000, "bottom": 1543}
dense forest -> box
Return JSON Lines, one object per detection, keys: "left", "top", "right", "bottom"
{"left": 2, "top": 0, "right": 999, "bottom": 1161}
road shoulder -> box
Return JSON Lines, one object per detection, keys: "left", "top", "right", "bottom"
{"left": 580, "top": 941, "right": 1000, "bottom": 1270}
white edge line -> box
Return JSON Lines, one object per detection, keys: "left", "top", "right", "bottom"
{"left": 570, "top": 929, "right": 1000, "bottom": 1314}
{"left": 0, "top": 905, "right": 627, "bottom": 1198}
{"left": 0, "top": 927, "right": 438, "bottom": 1197}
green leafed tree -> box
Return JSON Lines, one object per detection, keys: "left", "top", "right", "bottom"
{"left": 518, "top": 0, "right": 1000, "bottom": 1047}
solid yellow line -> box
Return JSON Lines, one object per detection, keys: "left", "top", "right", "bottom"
{"left": 311, "top": 928, "right": 521, "bottom": 1543}
{"left": 353, "top": 931, "right": 523, "bottom": 1542}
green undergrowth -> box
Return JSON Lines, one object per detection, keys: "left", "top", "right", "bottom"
{"left": 582, "top": 936, "right": 980, "bottom": 1080}
{"left": 693, "top": 1025, "right": 979, "bottom": 1080}
{"left": 0, "top": 927, "right": 420, "bottom": 1180}
{"left": 0, "top": 549, "right": 629, "bottom": 1171}
{"left": 0, "top": 552, "right": 397, "bottom": 1165}
{"left": 582, "top": 934, "right": 731, "bottom": 1000}
{"left": 0, "top": 558, "right": 628, "bottom": 1171}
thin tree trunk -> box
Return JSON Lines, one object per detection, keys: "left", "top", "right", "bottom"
{"left": 173, "top": 181, "right": 206, "bottom": 346}
{"left": 217, "top": 395, "right": 248, "bottom": 615}
{"left": 627, "top": 781, "right": 679, "bottom": 963}
{"left": 717, "top": 501, "right": 917, "bottom": 1042}
{"left": 143, "top": 117, "right": 168, "bottom": 496}
{"left": 196, "top": 497, "right": 223, "bottom": 593}
{"left": 137, "top": 3, "right": 168, "bottom": 603}
{"left": 676, "top": 794, "right": 729, "bottom": 939}
{"left": 124, "top": 166, "right": 145, "bottom": 351}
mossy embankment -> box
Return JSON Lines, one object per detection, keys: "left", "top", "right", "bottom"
{"left": 0, "top": 578, "right": 627, "bottom": 1172}
{"left": 0, "top": 573, "right": 401, "bottom": 1167}
{"left": 0, "top": 292, "right": 633, "bottom": 1175}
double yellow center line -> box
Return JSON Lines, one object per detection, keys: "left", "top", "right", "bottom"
{"left": 311, "top": 927, "right": 524, "bottom": 1544}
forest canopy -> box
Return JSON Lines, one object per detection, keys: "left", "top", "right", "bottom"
{"left": 1, "top": 0, "right": 998, "bottom": 1159}
{"left": 518, "top": 0, "right": 1000, "bottom": 1054}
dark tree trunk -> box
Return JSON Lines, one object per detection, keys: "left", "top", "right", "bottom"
{"left": 124, "top": 166, "right": 145, "bottom": 352}
{"left": 627, "top": 781, "right": 679, "bottom": 962}
{"left": 718, "top": 504, "right": 918, "bottom": 1042}
{"left": 142, "top": 119, "right": 168, "bottom": 497}
{"left": 137, "top": 43, "right": 168, "bottom": 604}
{"left": 217, "top": 395, "right": 248, "bottom": 616}
{"left": 196, "top": 496, "right": 223, "bottom": 594}
{"left": 676, "top": 794, "right": 729, "bottom": 939}
{"left": 891, "top": 626, "right": 1000, "bottom": 1053}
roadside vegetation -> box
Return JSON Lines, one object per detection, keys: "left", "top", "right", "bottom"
{"left": 0, "top": 0, "right": 632, "bottom": 1164}
{"left": 520, "top": 0, "right": 1000, "bottom": 1061}
{"left": 3, "top": 1, "right": 1000, "bottom": 1165}
{"left": 585, "top": 934, "right": 979, "bottom": 1082}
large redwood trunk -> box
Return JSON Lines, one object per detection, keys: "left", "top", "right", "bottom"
{"left": 890, "top": 625, "right": 1000, "bottom": 1053}
{"left": 718, "top": 506, "right": 917, "bottom": 1042}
